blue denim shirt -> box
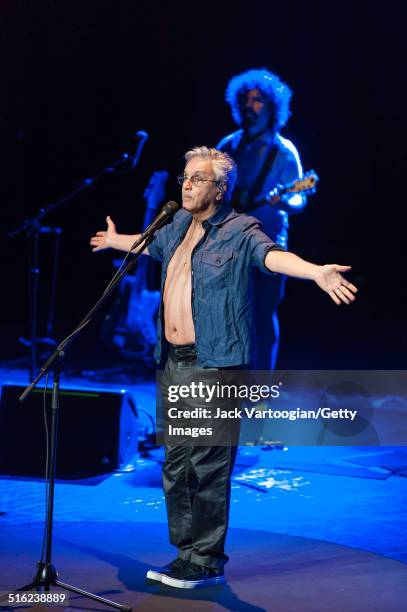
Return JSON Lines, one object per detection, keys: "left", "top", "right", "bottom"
{"left": 148, "top": 203, "right": 283, "bottom": 367}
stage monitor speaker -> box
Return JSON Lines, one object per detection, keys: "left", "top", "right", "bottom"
{"left": 0, "top": 383, "right": 139, "bottom": 478}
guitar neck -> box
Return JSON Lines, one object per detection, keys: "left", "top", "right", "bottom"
{"left": 272, "top": 171, "right": 319, "bottom": 202}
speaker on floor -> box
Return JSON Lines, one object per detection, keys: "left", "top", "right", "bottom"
{"left": 0, "top": 383, "right": 139, "bottom": 478}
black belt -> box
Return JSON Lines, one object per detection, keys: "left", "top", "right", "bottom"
{"left": 169, "top": 343, "right": 197, "bottom": 364}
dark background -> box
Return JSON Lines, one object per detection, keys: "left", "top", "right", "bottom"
{"left": 1, "top": 0, "right": 405, "bottom": 371}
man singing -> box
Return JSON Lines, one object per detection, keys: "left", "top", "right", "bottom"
{"left": 90, "top": 147, "right": 357, "bottom": 588}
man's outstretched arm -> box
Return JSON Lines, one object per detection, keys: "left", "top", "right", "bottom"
{"left": 90, "top": 216, "right": 150, "bottom": 255}
{"left": 265, "top": 250, "right": 358, "bottom": 305}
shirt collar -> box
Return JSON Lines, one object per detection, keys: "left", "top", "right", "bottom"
{"left": 205, "top": 201, "right": 234, "bottom": 226}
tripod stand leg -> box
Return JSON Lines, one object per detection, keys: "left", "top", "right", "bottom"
{"left": 6, "top": 582, "right": 36, "bottom": 592}
{"left": 0, "top": 580, "right": 131, "bottom": 611}
{"left": 55, "top": 580, "right": 132, "bottom": 611}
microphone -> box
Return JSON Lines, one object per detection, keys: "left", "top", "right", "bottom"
{"left": 130, "top": 201, "right": 179, "bottom": 251}
{"left": 129, "top": 130, "right": 149, "bottom": 170}
{"left": 143, "top": 201, "right": 179, "bottom": 234}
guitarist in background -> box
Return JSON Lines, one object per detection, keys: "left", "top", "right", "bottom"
{"left": 217, "top": 68, "right": 307, "bottom": 369}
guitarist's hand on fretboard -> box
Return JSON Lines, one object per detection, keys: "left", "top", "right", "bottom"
{"left": 252, "top": 193, "right": 281, "bottom": 207}
{"left": 251, "top": 171, "right": 319, "bottom": 209}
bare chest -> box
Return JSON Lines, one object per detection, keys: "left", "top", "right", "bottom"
{"left": 168, "top": 223, "right": 205, "bottom": 273}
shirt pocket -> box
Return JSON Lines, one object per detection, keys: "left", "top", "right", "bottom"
{"left": 201, "top": 250, "right": 234, "bottom": 289}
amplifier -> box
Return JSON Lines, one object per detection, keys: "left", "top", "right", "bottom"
{"left": 0, "top": 383, "right": 139, "bottom": 478}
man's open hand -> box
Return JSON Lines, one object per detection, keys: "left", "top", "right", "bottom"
{"left": 315, "top": 265, "right": 358, "bottom": 305}
{"left": 90, "top": 216, "right": 117, "bottom": 252}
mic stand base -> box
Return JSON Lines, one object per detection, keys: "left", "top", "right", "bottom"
{"left": 0, "top": 360, "right": 132, "bottom": 612}
{"left": 7, "top": 236, "right": 159, "bottom": 612}
{"left": 15, "top": 566, "right": 131, "bottom": 611}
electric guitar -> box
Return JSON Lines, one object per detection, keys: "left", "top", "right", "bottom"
{"left": 235, "top": 170, "right": 319, "bottom": 210}
{"left": 102, "top": 171, "right": 168, "bottom": 360}
{"left": 266, "top": 171, "right": 319, "bottom": 204}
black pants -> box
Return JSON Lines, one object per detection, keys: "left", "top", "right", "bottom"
{"left": 161, "top": 344, "right": 238, "bottom": 570}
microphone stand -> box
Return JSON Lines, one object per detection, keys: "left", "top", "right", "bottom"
{"left": 2, "top": 232, "right": 157, "bottom": 612}
{"left": 8, "top": 141, "right": 146, "bottom": 382}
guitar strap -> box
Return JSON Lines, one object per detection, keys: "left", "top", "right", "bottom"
{"left": 232, "top": 134, "right": 279, "bottom": 212}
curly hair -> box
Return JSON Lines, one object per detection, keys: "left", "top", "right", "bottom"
{"left": 184, "top": 146, "right": 237, "bottom": 201}
{"left": 225, "top": 68, "right": 292, "bottom": 131}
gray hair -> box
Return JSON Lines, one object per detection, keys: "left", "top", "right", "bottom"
{"left": 184, "top": 146, "right": 237, "bottom": 202}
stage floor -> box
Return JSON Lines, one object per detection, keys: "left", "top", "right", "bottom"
{"left": 1, "top": 521, "right": 406, "bottom": 612}
{"left": 1, "top": 366, "right": 406, "bottom": 610}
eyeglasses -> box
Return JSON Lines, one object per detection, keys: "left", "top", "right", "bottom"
{"left": 177, "top": 174, "right": 219, "bottom": 187}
